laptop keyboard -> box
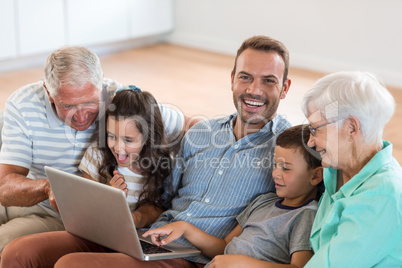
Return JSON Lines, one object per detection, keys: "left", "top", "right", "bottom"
{"left": 140, "top": 240, "right": 172, "bottom": 254}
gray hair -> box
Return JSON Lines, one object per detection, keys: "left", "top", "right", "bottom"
{"left": 301, "top": 71, "right": 395, "bottom": 145}
{"left": 44, "top": 46, "right": 103, "bottom": 97}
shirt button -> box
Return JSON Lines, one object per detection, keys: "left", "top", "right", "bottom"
{"left": 234, "top": 144, "right": 239, "bottom": 149}
{"left": 205, "top": 198, "right": 210, "bottom": 203}
{"left": 218, "top": 170, "right": 223, "bottom": 175}
{"left": 186, "top": 213, "right": 192, "bottom": 217}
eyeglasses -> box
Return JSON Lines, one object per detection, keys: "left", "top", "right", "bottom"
{"left": 308, "top": 120, "right": 339, "bottom": 136}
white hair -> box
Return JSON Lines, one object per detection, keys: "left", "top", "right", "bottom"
{"left": 44, "top": 46, "right": 103, "bottom": 97}
{"left": 301, "top": 71, "right": 395, "bottom": 144}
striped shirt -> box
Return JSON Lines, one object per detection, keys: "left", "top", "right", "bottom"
{"left": 79, "top": 145, "right": 146, "bottom": 210}
{"left": 0, "top": 78, "right": 184, "bottom": 217}
{"left": 117, "top": 167, "right": 145, "bottom": 211}
{"left": 152, "top": 113, "right": 291, "bottom": 264}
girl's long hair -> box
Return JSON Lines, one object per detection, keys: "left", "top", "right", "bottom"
{"left": 97, "top": 90, "right": 172, "bottom": 210}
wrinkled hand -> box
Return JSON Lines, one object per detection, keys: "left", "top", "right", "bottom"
{"left": 110, "top": 170, "right": 128, "bottom": 196}
{"left": 49, "top": 190, "right": 59, "bottom": 213}
{"left": 208, "top": 254, "right": 253, "bottom": 268}
{"left": 142, "top": 221, "right": 187, "bottom": 246}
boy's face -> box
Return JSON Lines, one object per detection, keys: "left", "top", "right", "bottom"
{"left": 273, "top": 145, "right": 316, "bottom": 206}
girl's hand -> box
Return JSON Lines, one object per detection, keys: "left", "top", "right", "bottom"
{"left": 110, "top": 170, "right": 128, "bottom": 196}
{"left": 142, "top": 221, "right": 188, "bottom": 246}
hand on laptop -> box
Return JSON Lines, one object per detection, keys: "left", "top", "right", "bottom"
{"left": 142, "top": 221, "right": 189, "bottom": 246}
{"left": 49, "top": 190, "right": 59, "bottom": 213}
{"left": 109, "top": 170, "right": 128, "bottom": 196}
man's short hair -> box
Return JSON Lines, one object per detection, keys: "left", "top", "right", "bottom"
{"left": 233, "top": 35, "right": 289, "bottom": 84}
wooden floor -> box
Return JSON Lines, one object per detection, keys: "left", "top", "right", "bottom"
{"left": 0, "top": 43, "right": 401, "bottom": 164}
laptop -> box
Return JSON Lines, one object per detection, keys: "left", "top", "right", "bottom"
{"left": 45, "top": 166, "right": 200, "bottom": 261}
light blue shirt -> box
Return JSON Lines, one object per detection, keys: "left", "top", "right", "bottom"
{"left": 306, "top": 141, "right": 402, "bottom": 267}
{"left": 152, "top": 113, "right": 291, "bottom": 264}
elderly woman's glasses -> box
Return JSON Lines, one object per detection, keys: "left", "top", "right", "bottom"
{"left": 308, "top": 120, "right": 339, "bottom": 136}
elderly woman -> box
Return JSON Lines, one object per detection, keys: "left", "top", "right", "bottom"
{"left": 301, "top": 71, "right": 402, "bottom": 267}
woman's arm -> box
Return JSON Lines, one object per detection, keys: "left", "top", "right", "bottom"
{"left": 306, "top": 194, "right": 402, "bottom": 267}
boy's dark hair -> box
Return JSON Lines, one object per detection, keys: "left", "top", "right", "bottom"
{"left": 276, "top": 124, "right": 321, "bottom": 170}
{"left": 276, "top": 124, "right": 324, "bottom": 199}
{"left": 97, "top": 90, "right": 172, "bottom": 210}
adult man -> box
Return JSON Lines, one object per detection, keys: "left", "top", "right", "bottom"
{"left": 1, "top": 35, "right": 292, "bottom": 267}
{"left": 0, "top": 46, "right": 186, "bottom": 253}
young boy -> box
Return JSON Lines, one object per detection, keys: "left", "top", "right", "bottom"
{"left": 143, "top": 124, "right": 323, "bottom": 267}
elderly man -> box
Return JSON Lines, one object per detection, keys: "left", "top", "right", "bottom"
{"left": 0, "top": 46, "right": 186, "bottom": 253}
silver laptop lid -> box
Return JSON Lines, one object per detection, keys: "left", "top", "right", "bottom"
{"left": 45, "top": 166, "right": 200, "bottom": 261}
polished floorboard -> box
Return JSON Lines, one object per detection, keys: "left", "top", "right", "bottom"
{"left": 0, "top": 43, "right": 400, "bottom": 164}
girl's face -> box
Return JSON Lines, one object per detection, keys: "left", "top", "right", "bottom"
{"left": 273, "top": 146, "right": 317, "bottom": 206}
{"left": 107, "top": 116, "right": 144, "bottom": 170}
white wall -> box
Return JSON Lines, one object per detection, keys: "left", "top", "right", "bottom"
{"left": 169, "top": 0, "right": 402, "bottom": 88}
{"left": 0, "top": 0, "right": 174, "bottom": 73}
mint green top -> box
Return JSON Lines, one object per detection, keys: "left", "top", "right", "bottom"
{"left": 306, "top": 141, "right": 402, "bottom": 267}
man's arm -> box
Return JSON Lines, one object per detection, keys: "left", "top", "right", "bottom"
{"left": 183, "top": 115, "right": 200, "bottom": 132}
{"left": 0, "top": 164, "right": 51, "bottom": 207}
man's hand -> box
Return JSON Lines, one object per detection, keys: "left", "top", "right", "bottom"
{"left": 49, "top": 190, "right": 59, "bottom": 213}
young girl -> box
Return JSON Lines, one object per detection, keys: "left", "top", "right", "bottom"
{"left": 144, "top": 124, "right": 323, "bottom": 267}
{"left": 79, "top": 87, "right": 172, "bottom": 211}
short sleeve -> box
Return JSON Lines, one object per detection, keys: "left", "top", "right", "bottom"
{"left": 79, "top": 143, "right": 104, "bottom": 181}
{"left": 289, "top": 208, "right": 317, "bottom": 254}
{"left": 0, "top": 100, "right": 33, "bottom": 169}
{"left": 157, "top": 102, "right": 185, "bottom": 141}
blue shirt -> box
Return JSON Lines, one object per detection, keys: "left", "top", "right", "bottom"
{"left": 306, "top": 141, "right": 402, "bottom": 267}
{"left": 152, "top": 113, "right": 291, "bottom": 264}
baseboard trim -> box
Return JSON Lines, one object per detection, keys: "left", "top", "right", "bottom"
{"left": 167, "top": 33, "right": 401, "bottom": 89}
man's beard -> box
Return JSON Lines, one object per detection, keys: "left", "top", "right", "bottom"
{"left": 234, "top": 93, "right": 280, "bottom": 126}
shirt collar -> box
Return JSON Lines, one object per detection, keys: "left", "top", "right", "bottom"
{"left": 218, "top": 112, "right": 284, "bottom": 134}
{"left": 326, "top": 141, "right": 394, "bottom": 198}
